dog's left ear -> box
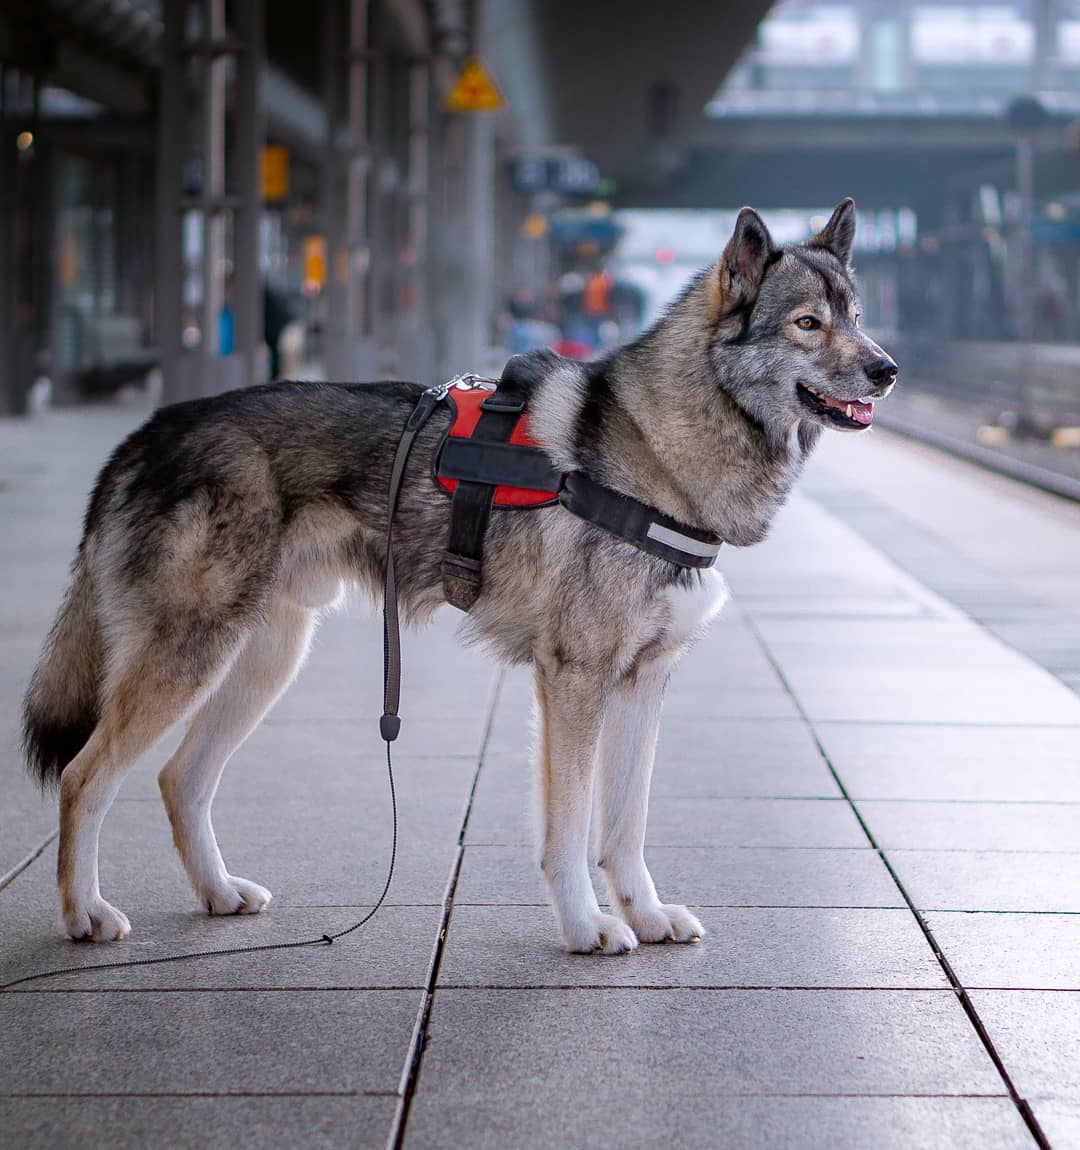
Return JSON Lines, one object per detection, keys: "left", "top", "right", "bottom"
{"left": 715, "top": 207, "right": 777, "bottom": 316}
{"left": 808, "top": 198, "right": 856, "bottom": 266}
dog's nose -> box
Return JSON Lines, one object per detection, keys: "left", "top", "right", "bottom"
{"left": 864, "top": 356, "right": 898, "bottom": 386}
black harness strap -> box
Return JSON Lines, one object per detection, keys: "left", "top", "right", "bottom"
{"left": 558, "top": 471, "right": 722, "bottom": 568}
{"left": 437, "top": 437, "right": 562, "bottom": 492}
{"left": 441, "top": 359, "right": 535, "bottom": 610}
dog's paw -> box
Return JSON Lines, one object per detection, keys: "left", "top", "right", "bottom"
{"left": 624, "top": 902, "right": 704, "bottom": 945}
{"left": 563, "top": 911, "right": 638, "bottom": 956}
{"left": 202, "top": 876, "right": 272, "bottom": 916}
{"left": 65, "top": 898, "right": 131, "bottom": 943}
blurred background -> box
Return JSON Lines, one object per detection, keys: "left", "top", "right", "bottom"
{"left": 5, "top": 0, "right": 1080, "bottom": 491}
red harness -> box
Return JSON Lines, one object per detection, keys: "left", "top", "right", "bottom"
{"left": 434, "top": 383, "right": 559, "bottom": 507}
{"left": 428, "top": 366, "right": 722, "bottom": 612}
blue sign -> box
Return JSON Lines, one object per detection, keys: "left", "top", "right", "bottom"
{"left": 510, "top": 155, "right": 601, "bottom": 197}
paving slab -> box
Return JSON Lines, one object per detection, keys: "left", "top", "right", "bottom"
{"left": 0, "top": 1098, "right": 399, "bottom": 1150}
{"left": 858, "top": 800, "right": 1080, "bottom": 852}
{"left": 0, "top": 988, "right": 418, "bottom": 1095}
{"left": 479, "top": 718, "right": 845, "bottom": 800}
{"left": 888, "top": 850, "right": 1080, "bottom": 913}
{"left": 436, "top": 905, "right": 949, "bottom": 988}
{"left": 795, "top": 671, "right": 1080, "bottom": 726}
{"left": 815, "top": 724, "right": 1080, "bottom": 803}
{"left": 414, "top": 988, "right": 1003, "bottom": 1098}
{"left": 466, "top": 790, "right": 867, "bottom": 849}
{"left": 968, "top": 990, "right": 1080, "bottom": 1099}
{"left": 0, "top": 903, "right": 439, "bottom": 992}
{"left": 403, "top": 1094, "right": 1033, "bottom": 1150}
{"left": 925, "top": 912, "right": 1080, "bottom": 990}
{"left": 453, "top": 845, "right": 903, "bottom": 908}
{"left": 0, "top": 782, "right": 462, "bottom": 933}
{"left": 651, "top": 719, "right": 844, "bottom": 796}
{"left": 754, "top": 619, "right": 1024, "bottom": 669}
{"left": 1032, "top": 1100, "right": 1080, "bottom": 1149}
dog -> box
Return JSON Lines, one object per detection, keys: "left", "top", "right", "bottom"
{"left": 23, "top": 198, "right": 896, "bottom": 954}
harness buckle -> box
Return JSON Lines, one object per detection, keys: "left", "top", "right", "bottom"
{"left": 479, "top": 393, "right": 526, "bottom": 414}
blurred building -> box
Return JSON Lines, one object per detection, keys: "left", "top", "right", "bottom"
{"left": 0, "top": 0, "right": 486, "bottom": 413}
{"left": 8, "top": 1, "right": 1080, "bottom": 420}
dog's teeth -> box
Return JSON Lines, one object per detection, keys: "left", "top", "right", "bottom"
{"left": 846, "top": 404, "right": 853, "bottom": 418}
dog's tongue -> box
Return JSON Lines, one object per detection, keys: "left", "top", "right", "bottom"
{"left": 823, "top": 394, "right": 874, "bottom": 425}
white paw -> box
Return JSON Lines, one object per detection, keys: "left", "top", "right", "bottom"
{"left": 624, "top": 902, "right": 704, "bottom": 945}
{"left": 64, "top": 898, "right": 131, "bottom": 942}
{"left": 202, "top": 876, "right": 272, "bottom": 916}
{"left": 562, "top": 911, "right": 639, "bottom": 956}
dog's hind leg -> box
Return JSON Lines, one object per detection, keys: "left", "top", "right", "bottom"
{"left": 595, "top": 653, "right": 704, "bottom": 945}
{"left": 158, "top": 597, "right": 317, "bottom": 916}
{"left": 535, "top": 658, "right": 637, "bottom": 955}
{"left": 58, "top": 649, "right": 237, "bottom": 942}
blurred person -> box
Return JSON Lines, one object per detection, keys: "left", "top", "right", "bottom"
{"left": 263, "top": 285, "right": 295, "bottom": 382}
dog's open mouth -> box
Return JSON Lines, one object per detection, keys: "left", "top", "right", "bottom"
{"left": 797, "top": 383, "right": 875, "bottom": 430}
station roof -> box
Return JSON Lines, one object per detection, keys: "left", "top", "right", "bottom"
{"left": 489, "top": 0, "right": 775, "bottom": 203}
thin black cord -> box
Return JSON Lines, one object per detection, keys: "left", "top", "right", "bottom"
{"left": 0, "top": 741, "right": 397, "bottom": 993}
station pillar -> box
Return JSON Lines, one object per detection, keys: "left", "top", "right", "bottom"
{"left": 157, "top": 0, "right": 263, "bottom": 404}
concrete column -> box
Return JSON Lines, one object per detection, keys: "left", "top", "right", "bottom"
{"left": 0, "top": 68, "right": 16, "bottom": 414}
{"left": 159, "top": 0, "right": 262, "bottom": 404}
{"left": 155, "top": 0, "right": 184, "bottom": 403}
{"left": 323, "top": 0, "right": 375, "bottom": 381}
{"left": 402, "top": 58, "right": 433, "bottom": 380}
{"left": 232, "top": 0, "right": 263, "bottom": 387}
{"left": 346, "top": 0, "right": 371, "bottom": 348}
{"left": 199, "top": 0, "right": 226, "bottom": 359}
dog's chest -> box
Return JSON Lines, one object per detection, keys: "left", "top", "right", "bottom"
{"left": 661, "top": 567, "right": 730, "bottom": 647}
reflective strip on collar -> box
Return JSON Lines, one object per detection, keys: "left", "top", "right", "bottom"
{"left": 646, "top": 521, "right": 722, "bottom": 561}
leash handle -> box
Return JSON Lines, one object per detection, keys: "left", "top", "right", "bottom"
{"left": 382, "top": 387, "right": 445, "bottom": 742}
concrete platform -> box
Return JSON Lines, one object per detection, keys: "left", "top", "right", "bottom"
{"left": 2, "top": 398, "right": 1079, "bottom": 1149}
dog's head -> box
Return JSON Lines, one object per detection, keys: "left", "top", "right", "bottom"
{"left": 708, "top": 199, "right": 897, "bottom": 435}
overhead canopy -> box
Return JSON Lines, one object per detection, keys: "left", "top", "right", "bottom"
{"left": 488, "top": 0, "right": 775, "bottom": 203}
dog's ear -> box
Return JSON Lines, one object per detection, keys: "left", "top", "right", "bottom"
{"left": 715, "top": 207, "right": 776, "bottom": 316}
{"left": 808, "top": 198, "right": 856, "bottom": 266}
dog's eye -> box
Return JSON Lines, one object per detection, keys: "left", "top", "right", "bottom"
{"left": 795, "top": 315, "right": 820, "bottom": 331}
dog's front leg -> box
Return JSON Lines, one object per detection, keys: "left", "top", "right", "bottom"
{"left": 534, "top": 658, "right": 637, "bottom": 955}
{"left": 596, "top": 655, "right": 704, "bottom": 944}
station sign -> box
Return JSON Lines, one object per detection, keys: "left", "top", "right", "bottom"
{"left": 510, "top": 154, "right": 601, "bottom": 197}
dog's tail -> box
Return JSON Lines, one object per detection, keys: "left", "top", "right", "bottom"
{"left": 22, "top": 555, "right": 105, "bottom": 789}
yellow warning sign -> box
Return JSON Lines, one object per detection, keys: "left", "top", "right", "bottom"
{"left": 445, "top": 57, "right": 504, "bottom": 112}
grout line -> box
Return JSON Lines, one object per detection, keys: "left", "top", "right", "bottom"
{"left": 2, "top": 985, "right": 428, "bottom": 995}
{"left": 0, "top": 1090, "right": 399, "bottom": 1099}
{"left": 0, "top": 829, "right": 58, "bottom": 895}
{"left": 429, "top": 984, "right": 957, "bottom": 993}
{"left": 386, "top": 670, "right": 506, "bottom": 1150}
{"left": 0, "top": 1090, "right": 1012, "bottom": 1101}
{"left": 747, "top": 615, "right": 1055, "bottom": 1150}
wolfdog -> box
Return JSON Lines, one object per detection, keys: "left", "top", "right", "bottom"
{"left": 23, "top": 199, "right": 895, "bottom": 953}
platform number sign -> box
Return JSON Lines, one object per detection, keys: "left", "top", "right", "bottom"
{"left": 510, "top": 155, "right": 601, "bottom": 197}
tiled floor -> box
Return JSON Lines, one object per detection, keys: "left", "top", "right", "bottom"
{"left": 2, "top": 403, "right": 1078, "bottom": 1148}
